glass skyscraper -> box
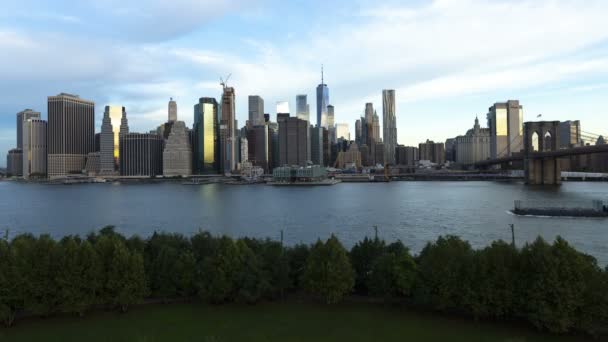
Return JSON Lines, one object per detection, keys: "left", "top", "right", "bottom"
{"left": 316, "top": 67, "right": 329, "bottom": 128}
{"left": 194, "top": 97, "right": 218, "bottom": 174}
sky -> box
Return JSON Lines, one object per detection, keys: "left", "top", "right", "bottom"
{"left": 2, "top": 0, "right": 608, "bottom": 167}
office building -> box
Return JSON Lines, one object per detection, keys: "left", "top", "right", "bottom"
{"left": 327, "top": 105, "right": 336, "bottom": 143}
{"left": 382, "top": 89, "right": 397, "bottom": 165}
{"left": 163, "top": 121, "right": 192, "bottom": 177}
{"left": 278, "top": 114, "right": 309, "bottom": 166}
{"left": 221, "top": 87, "right": 236, "bottom": 172}
{"left": 296, "top": 95, "right": 310, "bottom": 122}
{"left": 455, "top": 117, "right": 491, "bottom": 164}
{"left": 99, "top": 105, "right": 124, "bottom": 174}
{"left": 355, "top": 119, "right": 362, "bottom": 145}
{"left": 334, "top": 142, "right": 362, "bottom": 169}
{"left": 336, "top": 123, "right": 350, "bottom": 141}
{"left": 419, "top": 140, "right": 445, "bottom": 165}
{"left": 7, "top": 148, "right": 23, "bottom": 176}
{"left": 559, "top": 120, "right": 582, "bottom": 148}
{"left": 119, "top": 133, "right": 163, "bottom": 177}
{"left": 248, "top": 95, "right": 264, "bottom": 127}
{"left": 240, "top": 136, "right": 248, "bottom": 164}
{"left": 316, "top": 67, "right": 329, "bottom": 128}
{"left": 22, "top": 118, "right": 47, "bottom": 179}
{"left": 487, "top": 100, "right": 523, "bottom": 158}
{"left": 47, "top": 93, "right": 95, "bottom": 177}
{"left": 374, "top": 142, "right": 385, "bottom": 166}
{"left": 396, "top": 145, "right": 418, "bottom": 167}
{"left": 168, "top": 97, "right": 177, "bottom": 122}
{"left": 16, "top": 109, "right": 40, "bottom": 149}
{"left": 311, "top": 125, "right": 324, "bottom": 166}
{"left": 85, "top": 152, "right": 100, "bottom": 176}
{"left": 193, "top": 97, "right": 218, "bottom": 174}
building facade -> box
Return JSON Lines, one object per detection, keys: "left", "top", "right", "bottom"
{"left": 278, "top": 114, "right": 309, "bottom": 166}
{"left": 296, "top": 94, "right": 309, "bottom": 122}
{"left": 119, "top": 133, "right": 163, "bottom": 177}
{"left": 336, "top": 123, "right": 350, "bottom": 141}
{"left": 382, "top": 89, "right": 397, "bottom": 165}
{"left": 22, "top": 118, "right": 47, "bottom": 179}
{"left": 193, "top": 97, "right": 218, "bottom": 174}
{"left": 99, "top": 105, "right": 124, "bottom": 175}
{"left": 7, "top": 148, "right": 23, "bottom": 176}
{"left": 396, "top": 145, "right": 418, "bottom": 167}
{"left": 47, "top": 93, "right": 95, "bottom": 178}
{"left": 163, "top": 121, "right": 192, "bottom": 177}
{"left": 487, "top": 100, "right": 523, "bottom": 158}
{"left": 221, "top": 87, "right": 236, "bottom": 172}
{"left": 17, "top": 109, "right": 41, "bottom": 149}
{"left": 168, "top": 97, "right": 177, "bottom": 122}
{"left": 454, "top": 117, "right": 491, "bottom": 164}
{"left": 311, "top": 125, "right": 324, "bottom": 166}
{"left": 559, "top": 120, "right": 582, "bottom": 148}
{"left": 419, "top": 140, "right": 446, "bottom": 165}
{"left": 248, "top": 95, "right": 264, "bottom": 127}
{"left": 316, "top": 71, "right": 329, "bottom": 128}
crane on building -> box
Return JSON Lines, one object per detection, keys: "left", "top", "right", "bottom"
{"left": 220, "top": 73, "right": 232, "bottom": 90}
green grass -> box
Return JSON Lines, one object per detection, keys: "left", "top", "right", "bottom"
{"left": 0, "top": 301, "right": 590, "bottom": 342}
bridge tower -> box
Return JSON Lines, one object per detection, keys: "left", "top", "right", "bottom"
{"left": 523, "top": 121, "right": 561, "bottom": 185}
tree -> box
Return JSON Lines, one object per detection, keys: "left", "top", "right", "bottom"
{"left": 303, "top": 235, "right": 355, "bottom": 304}
{"left": 0, "top": 240, "right": 24, "bottom": 327}
{"left": 106, "top": 241, "right": 146, "bottom": 312}
{"left": 414, "top": 235, "right": 475, "bottom": 313}
{"left": 349, "top": 237, "right": 386, "bottom": 294}
{"left": 286, "top": 244, "right": 310, "bottom": 291}
{"left": 368, "top": 249, "right": 417, "bottom": 300}
{"left": 56, "top": 238, "right": 101, "bottom": 316}
{"left": 198, "top": 237, "right": 240, "bottom": 303}
{"left": 234, "top": 240, "right": 267, "bottom": 304}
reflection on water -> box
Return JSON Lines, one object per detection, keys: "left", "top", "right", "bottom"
{"left": 1, "top": 181, "right": 607, "bottom": 264}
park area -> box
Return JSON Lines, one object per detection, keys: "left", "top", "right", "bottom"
{"left": 0, "top": 302, "right": 589, "bottom": 341}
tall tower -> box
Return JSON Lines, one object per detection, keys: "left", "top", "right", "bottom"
{"left": 168, "top": 97, "right": 177, "bottom": 122}
{"left": 316, "top": 66, "right": 329, "bottom": 128}
{"left": 296, "top": 95, "right": 309, "bottom": 122}
{"left": 22, "top": 118, "right": 47, "bottom": 179}
{"left": 382, "top": 89, "right": 397, "bottom": 165}
{"left": 47, "top": 93, "right": 95, "bottom": 178}
{"left": 248, "top": 95, "right": 264, "bottom": 127}
{"left": 17, "top": 109, "right": 40, "bottom": 149}
{"left": 194, "top": 97, "right": 219, "bottom": 174}
{"left": 99, "top": 106, "right": 116, "bottom": 174}
{"left": 221, "top": 86, "right": 236, "bottom": 172}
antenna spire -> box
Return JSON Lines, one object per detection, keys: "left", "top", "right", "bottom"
{"left": 321, "top": 64, "right": 324, "bottom": 84}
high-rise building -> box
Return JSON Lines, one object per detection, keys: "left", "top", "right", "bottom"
{"left": 311, "top": 125, "right": 324, "bottom": 166}
{"left": 372, "top": 111, "right": 380, "bottom": 143}
{"left": 47, "top": 93, "right": 95, "bottom": 178}
{"left": 163, "top": 121, "right": 192, "bottom": 177}
{"left": 248, "top": 95, "right": 264, "bottom": 127}
{"left": 316, "top": 67, "right": 329, "bottom": 128}
{"left": 99, "top": 105, "right": 124, "bottom": 174}
{"left": 278, "top": 114, "right": 309, "bottom": 166}
{"left": 382, "top": 89, "right": 397, "bottom": 165}
{"left": 334, "top": 142, "right": 362, "bottom": 169}
{"left": 276, "top": 101, "right": 290, "bottom": 114}
{"left": 296, "top": 95, "right": 309, "bottom": 122}
{"left": 355, "top": 120, "right": 362, "bottom": 145}
{"left": 221, "top": 87, "right": 236, "bottom": 172}
{"left": 327, "top": 105, "right": 336, "bottom": 143}
{"left": 455, "top": 117, "right": 491, "bottom": 164}
{"left": 193, "top": 97, "right": 218, "bottom": 174}
{"left": 487, "top": 100, "right": 523, "bottom": 158}
{"left": 419, "top": 140, "right": 445, "bottom": 165}
{"left": 168, "top": 97, "right": 177, "bottom": 122}
{"left": 396, "top": 145, "right": 419, "bottom": 166}
{"left": 119, "top": 133, "right": 163, "bottom": 177}
{"left": 240, "top": 136, "right": 248, "bottom": 164}
{"left": 22, "top": 118, "right": 47, "bottom": 179}
{"left": 559, "top": 120, "right": 582, "bottom": 148}
{"left": 7, "top": 149, "right": 23, "bottom": 176}
{"left": 336, "top": 123, "right": 350, "bottom": 141}
{"left": 16, "top": 109, "right": 40, "bottom": 149}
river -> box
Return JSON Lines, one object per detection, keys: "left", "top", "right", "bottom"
{"left": 1, "top": 181, "right": 607, "bottom": 264}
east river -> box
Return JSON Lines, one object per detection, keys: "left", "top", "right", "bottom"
{"left": 1, "top": 181, "right": 607, "bottom": 264}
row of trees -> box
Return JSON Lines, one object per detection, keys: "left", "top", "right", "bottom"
{"left": 1, "top": 227, "right": 607, "bottom": 336}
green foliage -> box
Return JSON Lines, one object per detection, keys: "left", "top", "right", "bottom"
{"left": 19, "top": 235, "right": 61, "bottom": 316}
{"left": 349, "top": 237, "right": 386, "bottom": 294}
{"left": 414, "top": 236, "right": 475, "bottom": 313}
{"left": 198, "top": 237, "right": 241, "bottom": 303}
{"left": 368, "top": 248, "right": 417, "bottom": 300}
{"left": 0, "top": 240, "right": 23, "bottom": 327}
{"left": 303, "top": 235, "right": 355, "bottom": 304}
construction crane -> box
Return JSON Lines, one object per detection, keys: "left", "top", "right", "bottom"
{"left": 220, "top": 73, "right": 232, "bottom": 90}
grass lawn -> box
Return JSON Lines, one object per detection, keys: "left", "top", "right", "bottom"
{"left": 0, "top": 301, "right": 590, "bottom": 342}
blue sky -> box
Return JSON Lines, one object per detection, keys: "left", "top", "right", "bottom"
{"left": 2, "top": 0, "right": 608, "bottom": 166}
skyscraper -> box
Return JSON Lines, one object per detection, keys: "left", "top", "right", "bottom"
{"left": 277, "top": 114, "right": 309, "bottom": 166}
{"left": 163, "top": 121, "right": 192, "bottom": 177}
{"left": 99, "top": 105, "right": 124, "bottom": 174}
{"left": 382, "top": 89, "right": 397, "bottom": 165}
{"left": 311, "top": 125, "right": 324, "bottom": 166}
{"left": 327, "top": 105, "right": 335, "bottom": 143}
{"left": 168, "top": 97, "right": 177, "bottom": 122}
{"left": 276, "top": 101, "right": 290, "bottom": 114}
{"left": 487, "top": 100, "right": 523, "bottom": 158}
{"left": 16, "top": 109, "right": 40, "bottom": 149}
{"left": 296, "top": 95, "right": 309, "bottom": 122}
{"left": 248, "top": 95, "right": 264, "bottom": 127}
{"left": 316, "top": 67, "right": 329, "bottom": 128}
{"left": 221, "top": 87, "right": 236, "bottom": 172}
{"left": 22, "top": 118, "right": 47, "bottom": 179}
{"left": 47, "top": 93, "right": 95, "bottom": 178}
{"left": 119, "top": 133, "right": 163, "bottom": 177}
{"left": 355, "top": 119, "right": 362, "bottom": 145}
{"left": 336, "top": 123, "right": 350, "bottom": 141}
{"left": 194, "top": 97, "right": 218, "bottom": 174}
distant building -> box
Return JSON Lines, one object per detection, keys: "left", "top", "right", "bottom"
{"left": 193, "top": 97, "right": 218, "bottom": 174}
{"left": 85, "top": 152, "right": 100, "bottom": 176}
{"left": 119, "top": 133, "right": 163, "bottom": 177}
{"left": 240, "top": 136, "right": 248, "bottom": 164}
{"left": 327, "top": 105, "right": 335, "bottom": 143}
{"left": 382, "top": 89, "right": 397, "bottom": 165}
{"left": 22, "top": 118, "right": 47, "bottom": 179}
{"left": 559, "top": 120, "right": 582, "bottom": 148}
{"left": 47, "top": 93, "right": 95, "bottom": 177}
{"left": 316, "top": 68, "right": 329, "bottom": 128}
{"left": 455, "top": 117, "right": 491, "bottom": 164}
{"left": 445, "top": 138, "right": 456, "bottom": 163}
{"left": 334, "top": 142, "right": 362, "bottom": 169}
{"left": 272, "top": 165, "right": 327, "bottom": 182}
{"left": 7, "top": 148, "right": 23, "bottom": 176}
{"left": 221, "top": 87, "right": 237, "bottom": 172}
{"left": 419, "top": 140, "right": 445, "bottom": 165}
{"left": 355, "top": 119, "right": 362, "bottom": 145}
{"left": 99, "top": 106, "right": 125, "bottom": 175}
{"left": 296, "top": 95, "right": 309, "bottom": 122}
{"left": 163, "top": 121, "right": 192, "bottom": 177}
{"left": 374, "top": 142, "right": 385, "bottom": 166}
{"left": 248, "top": 95, "right": 264, "bottom": 127}
{"left": 168, "top": 97, "right": 177, "bottom": 122}
{"left": 311, "top": 125, "right": 324, "bottom": 166}
{"left": 360, "top": 144, "right": 370, "bottom": 166}
{"left": 276, "top": 101, "right": 290, "bottom": 115}
{"left": 17, "top": 109, "right": 41, "bottom": 149}
{"left": 487, "top": 100, "right": 523, "bottom": 158}
{"left": 395, "top": 145, "right": 418, "bottom": 166}
{"left": 336, "top": 123, "right": 350, "bottom": 141}
{"left": 278, "top": 114, "right": 309, "bottom": 166}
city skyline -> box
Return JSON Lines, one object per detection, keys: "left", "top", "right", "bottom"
{"left": 2, "top": 0, "right": 608, "bottom": 166}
